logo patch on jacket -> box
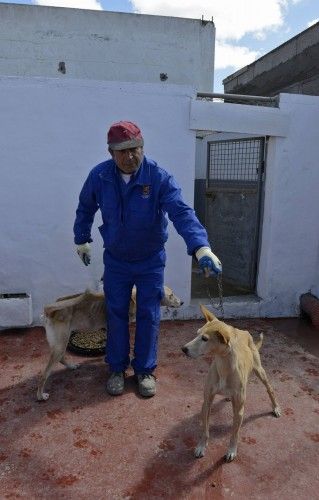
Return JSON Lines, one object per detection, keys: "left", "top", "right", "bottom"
{"left": 142, "top": 185, "right": 151, "bottom": 199}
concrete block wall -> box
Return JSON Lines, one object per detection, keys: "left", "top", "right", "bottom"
{"left": 0, "top": 3, "right": 215, "bottom": 91}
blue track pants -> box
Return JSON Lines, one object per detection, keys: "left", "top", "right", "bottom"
{"left": 103, "top": 250, "right": 165, "bottom": 374}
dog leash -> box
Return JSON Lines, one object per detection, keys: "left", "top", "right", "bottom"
{"left": 206, "top": 272, "right": 225, "bottom": 319}
{"left": 85, "top": 253, "right": 103, "bottom": 292}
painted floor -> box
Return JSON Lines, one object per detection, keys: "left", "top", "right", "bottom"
{"left": 0, "top": 317, "right": 318, "bottom": 499}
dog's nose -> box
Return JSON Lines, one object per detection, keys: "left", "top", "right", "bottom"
{"left": 181, "top": 346, "right": 188, "bottom": 355}
{"left": 180, "top": 301, "right": 184, "bottom": 306}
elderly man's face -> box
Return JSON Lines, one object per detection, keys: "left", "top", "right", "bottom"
{"left": 110, "top": 146, "right": 143, "bottom": 174}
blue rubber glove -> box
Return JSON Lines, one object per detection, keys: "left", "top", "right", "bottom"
{"left": 195, "top": 247, "right": 222, "bottom": 277}
{"left": 76, "top": 243, "right": 91, "bottom": 266}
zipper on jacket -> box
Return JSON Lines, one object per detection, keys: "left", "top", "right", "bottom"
{"left": 120, "top": 180, "right": 136, "bottom": 226}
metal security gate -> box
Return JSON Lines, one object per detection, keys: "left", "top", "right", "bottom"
{"left": 205, "top": 137, "right": 265, "bottom": 293}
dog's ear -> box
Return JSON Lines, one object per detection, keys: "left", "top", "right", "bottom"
{"left": 44, "top": 307, "right": 72, "bottom": 321}
{"left": 216, "top": 325, "right": 231, "bottom": 345}
{"left": 200, "top": 304, "right": 217, "bottom": 323}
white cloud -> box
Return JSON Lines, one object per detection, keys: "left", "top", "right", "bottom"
{"left": 307, "top": 18, "right": 319, "bottom": 27}
{"left": 130, "top": 0, "right": 300, "bottom": 75}
{"left": 130, "top": 0, "right": 292, "bottom": 41}
{"left": 215, "top": 42, "right": 260, "bottom": 70}
{"left": 253, "top": 31, "right": 267, "bottom": 41}
{"left": 34, "top": 0, "right": 102, "bottom": 10}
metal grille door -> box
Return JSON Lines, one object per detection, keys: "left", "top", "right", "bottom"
{"left": 206, "top": 137, "right": 265, "bottom": 292}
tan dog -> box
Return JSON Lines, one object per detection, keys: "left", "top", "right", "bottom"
{"left": 37, "top": 286, "right": 182, "bottom": 401}
{"left": 182, "top": 305, "right": 281, "bottom": 462}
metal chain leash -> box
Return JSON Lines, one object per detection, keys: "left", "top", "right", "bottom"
{"left": 207, "top": 272, "right": 224, "bottom": 318}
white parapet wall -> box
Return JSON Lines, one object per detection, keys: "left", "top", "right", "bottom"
{"left": 0, "top": 76, "right": 197, "bottom": 324}
{"left": 1, "top": 75, "right": 319, "bottom": 324}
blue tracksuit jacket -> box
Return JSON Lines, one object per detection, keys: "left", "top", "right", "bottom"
{"left": 74, "top": 155, "right": 210, "bottom": 373}
{"left": 74, "top": 155, "right": 209, "bottom": 258}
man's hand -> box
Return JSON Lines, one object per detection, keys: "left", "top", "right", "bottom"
{"left": 195, "top": 247, "right": 222, "bottom": 277}
{"left": 76, "top": 243, "right": 91, "bottom": 266}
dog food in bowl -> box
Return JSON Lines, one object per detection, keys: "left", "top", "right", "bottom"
{"left": 68, "top": 329, "right": 106, "bottom": 356}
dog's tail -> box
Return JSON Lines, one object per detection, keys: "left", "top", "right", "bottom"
{"left": 254, "top": 333, "right": 264, "bottom": 351}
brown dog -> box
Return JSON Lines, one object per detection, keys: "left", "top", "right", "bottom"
{"left": 182, "top": 305, "right": 281, "bottom": 462}
{"left": 37, "top": 286, "right": 182, "bottom": 401}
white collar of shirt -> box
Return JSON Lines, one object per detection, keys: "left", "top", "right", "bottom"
{"left": 120, "top": 172, "right": 131, "bottom": 184}
{"left": 119, "top": 164, "right": 141, "bottom": 184}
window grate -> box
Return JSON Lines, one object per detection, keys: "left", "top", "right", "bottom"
{"left": 208, "top": 138, "right": 263, "bottom": 185}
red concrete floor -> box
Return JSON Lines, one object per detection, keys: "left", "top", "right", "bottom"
{"left": 0, "top": 317, "right": 318, "bottom": 499}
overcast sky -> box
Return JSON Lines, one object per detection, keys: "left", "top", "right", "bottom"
{"left": 3, "top": 0, "right": 319, "bottom": 91}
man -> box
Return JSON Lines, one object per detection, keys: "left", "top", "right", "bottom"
{"left": 74, "top": 121, "right": 222, "bottom": 398}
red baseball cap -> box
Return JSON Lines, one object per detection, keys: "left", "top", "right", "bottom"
{"left": 107, "top": 121, "right": 144, "bottom": 150}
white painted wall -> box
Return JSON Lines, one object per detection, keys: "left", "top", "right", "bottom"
{"left": 257, "top": 94, "right": 319, "bottom": 314}
{"left": 0, "top": 3, "right": 215, "bottom": 91}
{"left": 313, "top": 251, "right": 319, "bottom": 298}
{"left": 0, "top": 77, "right": 196, "bottom": 324}
{"left": 191, "top": 93, "right": 319, "bottom": 317}
{"left": 1, "top": 77, "right": 318, "bottom": 324}
{"left": 191, "top": 100, "right": 289, "bottom": 137}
